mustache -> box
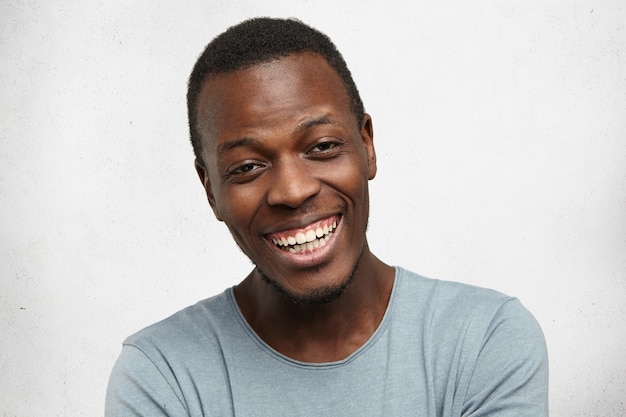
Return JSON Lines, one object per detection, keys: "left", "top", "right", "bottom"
{"left": 271, "top": 202, "right": 341, "bottom": 221}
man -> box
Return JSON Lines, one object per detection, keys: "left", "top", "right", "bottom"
{"left": 106, "top": 18, "right": 548, "bottom": 416}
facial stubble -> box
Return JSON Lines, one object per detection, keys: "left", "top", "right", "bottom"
{"left": 256, "top": 249, "right": 364, "bottom": 305}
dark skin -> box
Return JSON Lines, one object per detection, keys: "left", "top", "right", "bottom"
{"left": 194, "top": 52, "right": 395, "bottom": 362}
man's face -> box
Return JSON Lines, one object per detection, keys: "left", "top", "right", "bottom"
{"left": 195, "top": 52, "right": 376, "bottom": 303}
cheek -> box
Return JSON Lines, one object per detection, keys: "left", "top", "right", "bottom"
{"left": 215, "top": 185, "right": 264, "bottom": 228}
{"left": 216, "top": 191, "right": 263, "bottom": 258}
{"left": 330, "top": 158, "right": 370, "bottom": 196}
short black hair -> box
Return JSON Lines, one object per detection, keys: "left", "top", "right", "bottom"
{"left": 187, "top": 17, "right": 365, "bottom": 164}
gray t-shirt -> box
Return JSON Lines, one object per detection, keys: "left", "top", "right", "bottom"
{"left": 105, "top": 267, "right": 548, "bottom": 416}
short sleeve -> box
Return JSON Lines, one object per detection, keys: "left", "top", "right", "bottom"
{"left": 461, "top": 299, "right": 549, "bottom": 417}
{"left": 105, "top": 344, "right": 190, "bottom": 417}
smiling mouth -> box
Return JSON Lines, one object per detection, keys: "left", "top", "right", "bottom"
{"left": 268, "top": 216, "right": 339, "bottom": 254}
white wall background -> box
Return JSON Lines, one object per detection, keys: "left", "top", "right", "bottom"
{"left": 1, "top": 1, "right": 624, "bottom": 416}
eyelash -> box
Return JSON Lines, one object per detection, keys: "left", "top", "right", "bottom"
{"left": 309, "top": 139, "right": 344, "bottom": 155}
{"left": 227, "top": 162, "right": 265, "bottom": 178}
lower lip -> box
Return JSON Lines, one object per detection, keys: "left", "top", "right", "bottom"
{"left": 267, "top": 220, "right": 341, "bottom": 268}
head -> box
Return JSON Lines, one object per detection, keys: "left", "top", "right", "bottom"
{"left": 188, "top": 18, "right": 376, "bottom": 304}
{"left": 187, "top": 17, "right": 364, "bottom": 167}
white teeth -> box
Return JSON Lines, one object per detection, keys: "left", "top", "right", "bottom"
{"left": 295, "top": 232, "right": 306, "bottom": 244}
{"left": 272, "top": 219, "right": 338, "bottom": 252}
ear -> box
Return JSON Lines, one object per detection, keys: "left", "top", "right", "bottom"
{"left": 361, "top": 113, "right": 377, "bottom": 180}
{"left": 194, "top": 158, "right": 223, "bottom": 221}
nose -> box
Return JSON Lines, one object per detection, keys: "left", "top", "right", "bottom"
{"left": 266, "top": 158, "right": 321, "bottom": 208}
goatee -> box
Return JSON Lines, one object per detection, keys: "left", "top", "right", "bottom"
{"left": 256, "top": 257, "right": 362, "bottom": 305}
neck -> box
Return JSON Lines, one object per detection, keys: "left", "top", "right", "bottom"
{"left": 234, "top": 250, "right": 395, "bottom": 363}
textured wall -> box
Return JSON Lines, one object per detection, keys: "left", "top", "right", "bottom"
{"left": 1, "top": 1, "right": 624, "bottom": 416}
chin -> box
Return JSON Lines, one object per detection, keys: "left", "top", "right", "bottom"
{"left": 257, "top": 258, "right": 361, "bottom": 305}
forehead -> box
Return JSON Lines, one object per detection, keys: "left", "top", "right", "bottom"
{"left": 195, "top": 52, "right": 354, "bottom": 150}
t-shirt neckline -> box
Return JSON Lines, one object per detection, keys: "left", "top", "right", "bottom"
{"left": 226, "top": 266, "right": 401, "bottom": 369}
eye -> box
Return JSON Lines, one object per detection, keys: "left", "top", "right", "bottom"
{"left": 226, "top": 161, "right": 266, "bottom": 178}
{"left": 309, "top": 140, "right": 343, "bottom": 155}
{"left": 234, "top": 163, "right": 258, "bottom": 173}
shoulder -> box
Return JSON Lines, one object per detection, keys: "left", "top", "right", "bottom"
{"left": 392, "top": 267, "right": 546, "bottom": 378}
{"left": 116, "top": 288, "right": 243, "bottom": 387}
{"left": 392, "top": 267, "right": 548, "bottom": 416}
{"left": 394, "top": 266, "right": 544, "bottom": 345}
{"left": 394, "top": 267, "right": 519, "bottom": 325}
{"left": 124, "top": 289, "right": 235, "bottom": 355}
{"left": 105, "top": 289, "right": 239, "bottom": 416}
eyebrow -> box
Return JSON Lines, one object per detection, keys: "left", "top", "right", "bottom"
{"left": 292, "top": 115, "right": 339, "bottom": 134}
{"left": 217, "top": 137, "right": 259, "bottom": 156}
